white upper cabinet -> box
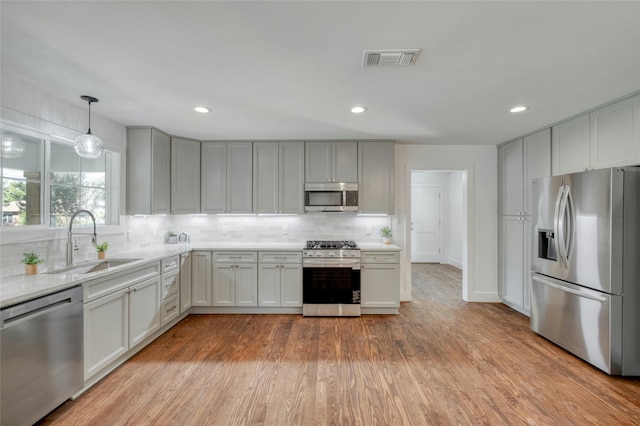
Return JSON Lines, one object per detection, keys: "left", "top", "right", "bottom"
{"left": 201, "top": 143, "right": 226, "bottom": 214}
{"left": 499, "top": 139, "right": 524, "bottom": 216}
{"left": 358, "top": 142, "right": 394, "bottom": 214}
{"left": 523, "top": 129, "right": 551, "bottom": 214}
{"left": 253, "top": 142, "right": 278, "bottom": 213}
{"left": 552, "top": 114, "right": 590, "bottom": 176}
{"left": 126, "top": 127, "right": 171, "bottom": 215}
{"left": 171, "top": 137, "right": 201, "bottom": 214}
{"left": 201, "top": 142, "right": 253, "bottom": 214}
{"left": 553, "top": 94, "right": 640, "bottom": 175}
{"left": 227, "top": 142, "right": 253, "bottom": 214}
{"left": 279, "top": 142, "right": 305, "bottom": 213}
{"left": 305, "top": 141, "right": 357, "bottom": 183}
{"left": 499, "top": 129, "right": 551, "bottom": 216}
{"left": 253, "top": 142, "right": 304, "bottom": 214}
{"left": 590, "top": 94, "right": 640, "bottom": 170}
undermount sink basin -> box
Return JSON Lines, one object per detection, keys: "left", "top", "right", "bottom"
{"left": 48, "top": 258, "right": 142, "bottom": 275}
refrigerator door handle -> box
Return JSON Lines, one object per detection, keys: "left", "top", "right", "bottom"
{"left": 563, "top": 185, "right": 575, "bottom": 264}
{"left": 532, "top": 275, "right": 608, "bottom": 303}
{"left": 554, "top": 185, "right": 567, "bottom": 267}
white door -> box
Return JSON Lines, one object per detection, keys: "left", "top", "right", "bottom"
{"left": 411, "top": 183, "right": 442, "bottom": 262}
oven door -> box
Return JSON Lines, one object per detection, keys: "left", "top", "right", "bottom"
{"left": 302, "top": 260, "right": 361, "bottom": 316}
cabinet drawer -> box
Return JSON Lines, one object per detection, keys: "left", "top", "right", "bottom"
{"left": 162, "top": 269, "right": 180, "bottom": 300}
{"left": 84, "top": 262, "right": 161, "bottom": 302}
{"left": 361, "top": 251, "right": 400, "bottom": 264}
{"left": 258, "top": 251, "right": 302, "bottom": 264}
{"left": 162, "top": 256, "right": 180, "bottom": 273}
{"left": 161, "top": 293, "right": 180, "bottom": 326}
{"left": 212, "top": 251, "right": 257, "bottom": 263}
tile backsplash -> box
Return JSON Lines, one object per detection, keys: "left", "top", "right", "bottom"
{"left": 0, "top": 214, "right": 392, "bottom": 277}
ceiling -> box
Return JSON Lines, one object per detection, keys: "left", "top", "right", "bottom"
{"left": 1, "top": 1, "right": 639, "bottom": 145}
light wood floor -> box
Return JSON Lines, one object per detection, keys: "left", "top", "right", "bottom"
{"left": 41, "top": 264, "right": 640, "bottom": 425}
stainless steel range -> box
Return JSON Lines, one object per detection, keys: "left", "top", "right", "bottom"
{"left": 302, "top": 240, "right": 361, "bottom": 317}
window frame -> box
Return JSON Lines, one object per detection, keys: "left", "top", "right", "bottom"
{"left": 1, "top": 121, "right": 120, "bottom": 235}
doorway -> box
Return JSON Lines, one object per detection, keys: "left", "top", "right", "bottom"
{"left": 410, "top": 170, "right": 464, "bottom": 268}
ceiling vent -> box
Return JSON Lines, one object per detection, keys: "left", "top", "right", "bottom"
{"left": 362, "top": 49, "right": 421, "bottom": 67}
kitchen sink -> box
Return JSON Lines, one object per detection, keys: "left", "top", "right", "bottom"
{"left": 47, "top": 258, "right": 142, "bottom": 275}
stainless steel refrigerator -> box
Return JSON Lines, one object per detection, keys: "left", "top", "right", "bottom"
{"left": 530, "top": 167, "right": 640, "bottom": 375}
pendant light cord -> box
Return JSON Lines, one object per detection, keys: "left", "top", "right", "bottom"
{"left": 87, "top": 99, "right": 92, "bottom": 135}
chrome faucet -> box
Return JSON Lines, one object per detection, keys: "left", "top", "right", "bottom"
{"left": 67, "top": 209, "right": 97, "bottom": 266}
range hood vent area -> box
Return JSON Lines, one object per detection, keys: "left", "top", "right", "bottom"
{"left": 362, "top": 49, "right": 421, "bottom": 67}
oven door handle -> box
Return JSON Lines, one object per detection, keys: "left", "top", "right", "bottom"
{"left": 303, "top": 260, "right": 361, "bottom": 269}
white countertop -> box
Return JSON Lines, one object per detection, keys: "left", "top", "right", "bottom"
{"left": 1, "top": 241, "right": 400, "bottom": 308}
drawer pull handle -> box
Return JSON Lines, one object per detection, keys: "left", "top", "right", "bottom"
{"left": 166, "top": 305, "right": 177, "bottom": 312}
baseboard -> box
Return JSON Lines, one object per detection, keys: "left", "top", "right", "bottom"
{"left": 443, "top": 257, "right": 463, "bottom": 269}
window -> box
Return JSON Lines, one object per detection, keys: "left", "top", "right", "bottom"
{"left": 1, "top": 130, "right": 44, "bottom": 226}
{"left": 1, "top": 124, "right": 119, "bottom": 228}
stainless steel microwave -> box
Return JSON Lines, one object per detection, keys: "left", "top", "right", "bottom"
{"left": 304, "top": 183, "right": 358, "bottom": 212}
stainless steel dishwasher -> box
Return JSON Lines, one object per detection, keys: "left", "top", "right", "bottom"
{"left": 1, "top": 286, "right": 83, "bottom": 426}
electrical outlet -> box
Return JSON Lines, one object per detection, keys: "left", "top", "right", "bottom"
{"left": 366, "top": 225, "right": 372, "bottom": 235}
{"left": 283, "top": 225, "right": 289, "bottom": 235}
{"left": 127, "top": 230, "right": 133, "bottom": 241}
{"left": 222, "top": 226, "right": 228, "bottom": 235}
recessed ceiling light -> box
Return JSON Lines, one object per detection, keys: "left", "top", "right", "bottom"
{"left": 510, "top": 106, "right": 528, "bottom": 113}
{"left": 351, "top": 106, "right": 367, "bottom": 114}
{"left": 194, "top": 106, "right": 211, "bottom": 113}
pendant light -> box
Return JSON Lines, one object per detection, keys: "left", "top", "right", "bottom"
{"left": 74, "top": 95, "right": 104, "bottom": 159}
{"left": 1, "top": 133, "right": 26, "bottom": 158}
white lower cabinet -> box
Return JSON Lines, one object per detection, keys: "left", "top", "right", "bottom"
{"left": 84, "top": 272, "right": 162, "bottom": 380}
{"left": 128, "top": 276, "right": 162, "bottom": 347}
{"left": 192, "top": 251, "right": 212, "bottom": 306}
{"left": 258, "top": 252, "right": 302, "bottom": 307}
{"left": 213, "top": 263, "right": 258, "bottom": 306}
{"left": 84, "top": 288, "right": 129, "bottom": 380}
{"left": 212, "top": 251, "right": 258, "bottom": 306}
{"left": 360, "top": 251, "right": 400, "bottom": 311}
{"left": 499, "top": 216, "right": 532, "bottom": 314}
{"left": 180, "top": 252, "right": 192, "bottom": 313}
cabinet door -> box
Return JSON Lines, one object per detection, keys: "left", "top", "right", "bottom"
{"left": 280, "top": 263, "right": 302, "bottom": 307}
{"left": 227, "top": 142, "right": 253, "bottom": 213}
{"left": 524, "top": 129, "right": 551, "bottom": 215}
{"left": 235, "top": 263, "right": 258, "bottom": 306}
{"left": 499, "top": 139, "right": 524, "bottom": 216}
{"left": 213, "top": 263, "right": 235, "bottom": 306}
{"left": 129, "top": 276, "right": 162, "bottom": 348}
{"left": 84, "top": 288, "right": 129, "bottom": 379}
{"left": 590, "top": 94, "right": 640, "bottom": 169}
{"left": 180, "top": 253, "right": 192, "bottom": 313}
{"left": 305, "top": 141, "right": 332, "bottom": 183}
{"left": 500, "top": 216, "right": 525, "bottom": 309}
{"left": 191, "top": 251, "right": 212, "bottom": 306}
{"left": 171, "top": 137, "right": 201, "bottom": 214}
{"left": 201, "top": 143, "right": 227, "bottom": 214}
{"left": 552, "top": 114, "right": 590, "bottom": 175}
{"left": 358, "top": 142, "right": 394, "bottom": 214}
{"left": 279, "top": 142, "right": 305, "bottom": 214}
{"left": 333, "top": 141, "right": 358, "bottom": 183}
{"left": 523, "top": 217, "right": 532, "bottom": 314}
{"left": 126, "top": 128, "right": 152, "bottom": 215}
{"left": 258, "top": 264, "right": 280, "bottom": 306}
{"left": 253, "top": 142, "right": 279, "bottom": 214}
{"left": 361, "top": 264, "right": 400, "bottom": 308}
{"left": 151, "top": 129, "right": 171, "bottom": 214}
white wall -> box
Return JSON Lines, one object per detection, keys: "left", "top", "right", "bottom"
{"left": 444, "top": 171, "right": 463, "bottom": 268}
{"left": 395, "top": 145, "right": 499, "bottom": 303}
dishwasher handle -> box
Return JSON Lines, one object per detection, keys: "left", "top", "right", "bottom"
{"left": 1, "top": 286, "right": 83, "bottom": 328}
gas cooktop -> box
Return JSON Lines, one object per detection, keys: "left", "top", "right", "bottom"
{"left": 305, "top": 240, "right": 359, "bottom": 250}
